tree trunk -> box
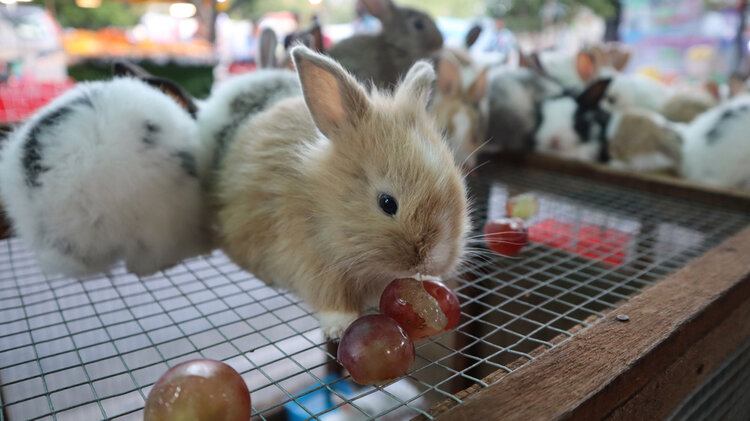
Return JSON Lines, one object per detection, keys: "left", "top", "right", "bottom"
{"left": 604, "top": 0, "right": 622, "bottom": 42}
{"left": 735, "top": 0, "right": 748, "bottom": 74}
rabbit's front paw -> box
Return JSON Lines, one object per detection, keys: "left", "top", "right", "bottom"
{"left": 318, "top": 311, "right": 359, "bottom": 339}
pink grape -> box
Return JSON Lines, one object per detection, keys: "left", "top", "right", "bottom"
{"left": 380, "top": 278, "right": 460, "bottom": 340}
{"left": 337, "top": 314, "right": 414, "bottom": 385}
{"left": 144, "top": 359, "right": 250, "bottom": 421}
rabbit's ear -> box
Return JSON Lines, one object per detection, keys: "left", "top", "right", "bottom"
{"left": 576, "top": 78, "right": 612, "bottom": 110}
{"left": 145, "top": 78, "right": 199, "bottom": 117}
{"left": 437, "top": 57, "right": 461, "bottom": 96}
{"left": 292, "top": 46, "right": 370, "bottom": 138}
{"left": 467, "top": 67, "right": 489, "bottom": 104}
{"left": 465, "top": 24, "right": 482, "bottom": 48}
{"left": 396, "top": 60, "right": 436, "bottom": 109}
{"left": 259, "top": 28, "right": 278, "bottom": 69}
{"left": 113, "top": 61, "right": 151, "bottom": 78}
{"left": 576, "top": 51, "right": 598, "bottom": 83}
{"left": 361, "top": 0, "right": 395, "bottom": 21}
{"left": 112, "top": 61, "right": 197, "bottom": 117}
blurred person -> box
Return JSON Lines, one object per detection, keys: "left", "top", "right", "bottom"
{"left": 475, "top": 14, "right": 518, "bottom": 65}
{"left": 352, "top": 0, "right": 381, "bottom": 35}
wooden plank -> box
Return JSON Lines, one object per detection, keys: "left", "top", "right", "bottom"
{"left": 608, "top": 289, "right": 750, "bottom": 420}
{"left": 483, "top": 153, "right": 750, "bottom": 213}
{"left": 432, "top": 227, "right": 750, "bottom": 421}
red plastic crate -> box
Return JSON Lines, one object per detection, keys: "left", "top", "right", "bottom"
{"left": 0, "top": 79, "right": 76, "bottom": 124}
{"left": 529, "top": 218, "right": 632, "bottom": 266}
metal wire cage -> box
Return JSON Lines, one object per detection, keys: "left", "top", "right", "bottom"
{"left": 1, "top": 163, "right": 748, "bottom": 420}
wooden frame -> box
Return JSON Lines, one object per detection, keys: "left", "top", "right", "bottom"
{"left": 421, "top": 154, "right": 750, "bottom": 420}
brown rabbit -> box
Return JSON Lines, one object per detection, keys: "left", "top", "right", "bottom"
{"left": 432, "top": 49, "right": 489, "bottom": 171}
{"left": 213, "top": 47, "right": 469, "bottom": 338}
{"left": 328, "top": 0, "right": 443, "bottom": 89}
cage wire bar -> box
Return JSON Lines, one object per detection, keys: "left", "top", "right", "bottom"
{"left": 0, "top": 164, "right": 749, "bottom": 420}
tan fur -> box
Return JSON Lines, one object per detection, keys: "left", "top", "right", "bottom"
{"left": 662, "top": 91, "right": 715, "bottom": 123}
{"left": 609, "top": 111, "right": 684, "bottom": 175}
{"left": 213, "top": 47, "right": 469, "bottom": 333}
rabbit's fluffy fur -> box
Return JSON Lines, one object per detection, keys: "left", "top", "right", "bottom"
{"left": 197, "top": 70, "right": 301, "bottom": 176}
{"left": 214, "top": 47, "right": 469, "bottom": 338}
{"left": 0, "top": 78, "right": 212, "bottom": 277}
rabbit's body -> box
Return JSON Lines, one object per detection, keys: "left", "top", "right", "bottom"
{"left": 608, "top": 96, "right": 750, "bottom": 189}
{"left": 485, "top": 67, "right": 562, "bottom": 153}
{"left": 433, "top": 49, "right": 488, "bottom": 169}
{"left": 214, "top": 47, "right": 469, "bottom": 338}
{"left": 680, "top": 96, "right": 750, "bottom": 189}
{"left": 328, "top": 0, "right": 443, "bottom": 89}
{"left": 0, "top": 78, "right": 211, "bottom": 276}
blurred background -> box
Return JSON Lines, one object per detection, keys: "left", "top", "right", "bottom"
{"left": 0, "top": 0, "right": 748, "bottom": 125}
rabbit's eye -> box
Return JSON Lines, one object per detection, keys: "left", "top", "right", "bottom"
{"left": 413, "top": 19, "right": 425, "bottom": 31}
{"left": 378, "top": 193, "right": 398, "bottom": 216}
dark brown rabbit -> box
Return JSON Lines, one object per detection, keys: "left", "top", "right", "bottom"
{"left": 328, "top": 0, "right": 443, "bottom": 89}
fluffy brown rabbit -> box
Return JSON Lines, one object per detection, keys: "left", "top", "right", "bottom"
{"left": 214, "top": 46, "right": 469, "bottom": 338}
{"left": 328, "top": 0, "right": 443, "bottom": 89}
{"left": 433, "top": 50, "right": 489, "bottom": 170}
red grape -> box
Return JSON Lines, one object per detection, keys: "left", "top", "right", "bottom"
{"left": 506, "top": 193, "right": 539, "bottom": 220}
{"left": 337, "top": 314, "right": 414, "bottom": 385}
{"left": 144, "top": 359, "right": 250, "bottom": 421}
{"left": 484, "top": 217, "right": 528, "bottom": 257}
{"left": 380, "top": 278, "right": 460, "bottom": 340}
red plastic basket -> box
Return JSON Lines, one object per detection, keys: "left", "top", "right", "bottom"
{"left": 0, "top": 79, "right": 76, "bottom": 125}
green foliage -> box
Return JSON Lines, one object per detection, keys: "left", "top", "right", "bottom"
{"left": 32, "top": 0, "right": 141, "bottom": 29}
{"left": 68, "top": 59, "right": 214, "bottom": 98}
{"left": 487, "top": 0, "right": 616, "bottom": 31}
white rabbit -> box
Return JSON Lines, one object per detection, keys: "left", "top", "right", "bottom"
{"left": 609, "top": 96, "right": 750, "bottom": 190}
{"left": 0, "top": 65, "right": 212, "bottom": 277}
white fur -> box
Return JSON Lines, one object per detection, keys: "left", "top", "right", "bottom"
{"left": 604, "top": 74, "right": 671, "bottom": 113}
{"left": 0, "top": 78, "right": 212, "bottom": 277}
{"left": 197, "top": 70, "right": 301, "bottom": 176}
{"left": 317, "top": 311, "right": 359, "bottom": 339}
{"left": 538, "top": 50, "right": 586, "bottom": 91}
{"left": 535, "top": 97, "right": 601, "bottom": 161}
{"left": 680, "top": 96, "right": 750, "bottom": 189}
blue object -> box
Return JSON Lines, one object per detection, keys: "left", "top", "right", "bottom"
{"left": 284, "top": 373, "right": 357, "bottom": 420}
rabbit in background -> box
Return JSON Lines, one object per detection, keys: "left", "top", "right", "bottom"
{"left": 328, "top": 0, "right": 443, "bottom": 89}
{"left": 432, "top": 49, "right": 489, "bottom": 171}
{"left": 0, "top": 62, "right": 212, "bottom": 277}
{"left": 213, "top": 46, "right": 470, "bottom": 338}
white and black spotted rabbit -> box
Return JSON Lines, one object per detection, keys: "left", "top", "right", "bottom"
{"left": 0, "top": 63, "right": 212, "bottom": 277}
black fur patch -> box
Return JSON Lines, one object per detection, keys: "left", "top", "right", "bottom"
{"left": 706, "top": 104, "right": 750, "bottom": 145}
{"left": 212, "top": 78, "right": 300, "bottom": 170}
{"left": 23, "top": 96, "right": 93, "bottom": 188}
{"left": 173, "top": 150, "right": 197, "bottom": 178}
{"left": 143, "top": 121, "right": 160, "bottom": 146}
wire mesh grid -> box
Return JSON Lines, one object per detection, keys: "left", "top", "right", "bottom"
{"left": 1, "top": 163, "right": 749, "bottom": 420}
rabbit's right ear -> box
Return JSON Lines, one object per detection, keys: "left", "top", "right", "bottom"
{"left": 113, "top": 60, "right": 153, "bottom": 79}
{"left": 465, "top": 24, "right": 482, "bottom": 49}
{"left": 437, "top": 57, "right": 461, "bottom": 96}
{"left": 259, "top": 28, "right": 278, "bottom": 69}
{"left": 576, "top": 51, "right": 598, "bottom": 83}
{"left": 395, "top": 61, "right": 436, "bottom": 109}
{"left": 361, "top": 0, "right": 395, "bottom": 22}
{"left": 112, "top": 60, "right": 197, "bottom": 117}
{"left": 292, "top": 46, "right": 370, "bottom": 138}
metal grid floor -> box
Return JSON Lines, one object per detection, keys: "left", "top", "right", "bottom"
{"left": 1, "top": 165, "right": 749, "bottom": 420}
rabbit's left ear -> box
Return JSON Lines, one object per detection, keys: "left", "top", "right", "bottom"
{"left": 467, "top": 67, "right": 489, "bottom": 104}
{"left": 113, "top": 61, "right": 198, "bottom": 117}
{"left": 292, "top": 46, "right": 371, "bottom": 139}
